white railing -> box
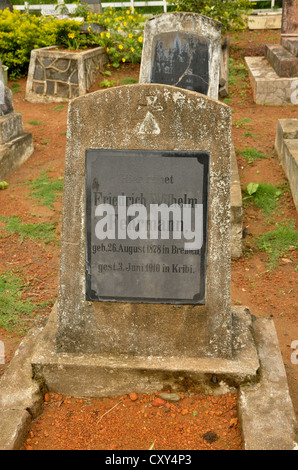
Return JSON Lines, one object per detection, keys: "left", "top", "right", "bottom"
{"left": 12, "top": 0, "right": 278, "bottom": 16}
{"left": 13, "top": 1, "right": 168, "bottom": 14}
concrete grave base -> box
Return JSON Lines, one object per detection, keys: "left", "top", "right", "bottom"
{"left": 245, "top": 56, "right": 298, "bottom": 106}
{"left": 275, "top": 119, "right": 298, "bottom": 212}
{"left": 1, "top": 304, "right": 297, "bottom": 450}
{"left": 0, "top": 133, "right": 34, "bottom": 181}
{"left": 247, "top": 9, "right": 282, "bottom": 30}
{"left": 25, "top": 46, "right": 107, "bottom": 103}
{"left": 31, "top": 305, "right": 260, "bottom": 398}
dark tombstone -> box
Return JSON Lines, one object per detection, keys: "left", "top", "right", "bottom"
{"left": 150, "top": 32, "right": 210, "bottom": 95}
{"left": 85, "top": 149, "right": 209, "bottom": 304}
{"left": 139, "top": 12, "right": 222, "bottom": 99}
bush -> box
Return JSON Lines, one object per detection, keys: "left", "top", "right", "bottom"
{"left": 0, "top": 8, "right": 145, "bottom": 77}
{"left": 0, "top": 10, "right": 84, "bottom": 77}
{"left": 88, "top": 7, "right": 145, "bottom": 68}
{"left": 170, "top": 0, "right": 253, "bottom": 33}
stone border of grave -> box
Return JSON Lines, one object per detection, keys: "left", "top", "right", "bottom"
{"left": 247, "top": 9, "right": 282, "bottom": 30}
{"left": 275, "top": 118, "right": 298, "bottom": 212}
{"left": 0, "top": 303, "right": 297, "bottom": 450}
{"left": 25, "top": 45, "right": 107, "bottom": 103}
{"left": 245, "top": 56, "right": 298, "bottom": 106}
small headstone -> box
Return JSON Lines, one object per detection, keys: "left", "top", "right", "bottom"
{"left": 0, "top": 0, "right": 13, "bottom": 12}
{"left": 139, "top": 12, "right": 222, "bottom": 100}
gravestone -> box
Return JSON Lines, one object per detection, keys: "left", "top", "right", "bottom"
{"left": 0, "top": 0, "right": 13, "bottom": 12}
{"left": 265, "top": 0, "right": 298, "bottom": 78}
{"left": 32, "top": 84, "right": 260, "bottom": 398}
{"left": 246, "top": 0, "right": 298, "bottom": 104}
{"left": 139, "top": 13, "right": 222, "bottom": 100}
{"left": 0, "top": 60, "right": 34, "bottom": 179}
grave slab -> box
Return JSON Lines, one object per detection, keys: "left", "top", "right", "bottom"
{"left": 265, "top": 44, "right": 298, "bottom": 78}
{"left": 275, "top": 119, "right": 298, "bottom": 212}
{"left": 239, "top": 318, "right": 298, "bottom": 451}
{"left": 275, "top": 118, "right": 298, "bottom": 157}
{"left": 245, "top": 56, "right": 298, "bottom": 105}
{"left": 31, "top": 304, "right": 259, "bottom": 398}
{"left": 247, "top": 0, "right": 298, "bottom": 105}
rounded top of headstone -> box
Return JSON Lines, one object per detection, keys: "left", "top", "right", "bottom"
{"left": 147, "top": 11, "right": 222, "bottom": 32}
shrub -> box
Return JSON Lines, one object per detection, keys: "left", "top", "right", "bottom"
{"left": 0, "top": 9, "right": 86, "bottom": 76}
{"left": 0, "top": 8, "right": 145, "bottom": 76}
{"left": 88, "top": 7, "right": 145, "bottom": 68}
{"left": 170, "top": 0, "right": 253, "bottom": 33}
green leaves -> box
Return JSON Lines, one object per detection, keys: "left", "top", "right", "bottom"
{"left": 246, "top": 182, "right": 259, "bottom": 196}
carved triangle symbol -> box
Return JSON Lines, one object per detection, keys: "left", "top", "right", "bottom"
{"left": 138, "top": 111, "right": 160, "bottom": 135}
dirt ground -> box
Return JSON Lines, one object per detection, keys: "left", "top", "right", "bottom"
{"left": 0, "top": 28, "right": 297, "bottom": 450}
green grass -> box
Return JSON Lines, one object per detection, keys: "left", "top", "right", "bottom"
{"left": 0, "top": 272, "right": 35, "bottom": 333}
{"left": 28, "top": 171, "right": 64, "bottom": 207}
{"left": 0, "top": 216, "right": 57, "bottom": 243}
{"left": 52, "top": 105, "right": 66, "bottom": 112}
{"left": 239, "top": 148, "right": 270, "bottom": 164}
{"left": 121, "top": 77, "right": 138, "bottom": 84}
{"left": 243, "top": 182, "right": 284, "bottom": 215}
{"left": 28, "top": 120, "right": 42, "bottom": 125}
{"left": 256, "top": 221, "right": 298, "bottom": 269}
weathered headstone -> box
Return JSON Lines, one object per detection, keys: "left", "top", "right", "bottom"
{"left": 139, "top": 13, "right": 222, "bottom": 99}
{"left": 31, "top": 84, "right": 262, "bottom": 398}
{"left": 0, "top": 66, "right": 34, "bottom": 180}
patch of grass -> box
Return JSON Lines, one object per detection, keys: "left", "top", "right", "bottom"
{"left": 243, "top": 182, "right": 284, "bottom": 215}
{"left": 0, "top": 271, "right": 35, "bottom": 333}
{"left": 0, "top": 216, "right": 57, "bottom": 243}
{"left": 28, "top": 120, "right": 42, "bottom": 125}
{"left": 121, "top": 77, "right": 138, "bottom": 84}
{"left": 53, "top": 105, "right": 66, "bottom": 112}
{"left": 239, "top": 148, "right": 270, "bottom": 164}
{"left": 28, "top": 171, "right": 64, "bottom": 207}
{"left": 256, "top": 221, "right": 298, "bottom": 269}
{"left": 233, "top": 118, "right": 252, "bottom": 129}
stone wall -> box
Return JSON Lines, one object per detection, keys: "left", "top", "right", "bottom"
{"left": 26, "top": 46, "right": 107, "bottom": 103}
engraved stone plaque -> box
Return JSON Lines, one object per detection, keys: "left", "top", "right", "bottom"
{"left": 151, "top": 32, "right": 210, "bottom": 95}
{"left": 86, "top": 149, "right": 209, "bottom": 304}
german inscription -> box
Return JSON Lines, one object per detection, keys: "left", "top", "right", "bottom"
{"left": 151, "top": 32, "right": 210, "bottom": 94}
{"left": 86, "top": 149, "right": 209, "bottom": 304}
